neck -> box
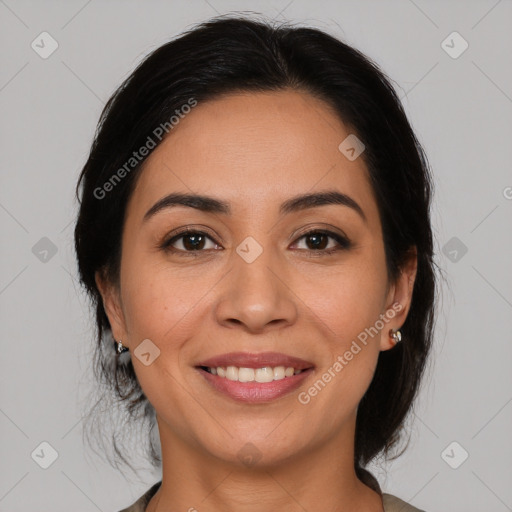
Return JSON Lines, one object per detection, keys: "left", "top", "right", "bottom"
{"left": 147, "top": 418, "right": 384, "bottom": 512}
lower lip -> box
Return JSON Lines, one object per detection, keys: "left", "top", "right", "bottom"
{"left": 197, "top": 368, "right": 313, "bottom": 403}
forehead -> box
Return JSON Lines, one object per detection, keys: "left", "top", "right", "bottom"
{"left": 127, "top": 90, "right": 377, "bottom": 221}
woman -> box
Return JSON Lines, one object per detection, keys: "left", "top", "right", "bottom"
{"left": 75, "top": 15, "right": 435, "bottom": 512}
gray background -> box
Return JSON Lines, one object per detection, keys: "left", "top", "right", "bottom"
{"left": 1, "top": 0, "right": 511, "bottom": 511}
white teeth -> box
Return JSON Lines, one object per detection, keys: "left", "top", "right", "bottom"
{"left": 255, "top": 367, "right": 274, "bottom": 383}
{"left": 273, "top": 366, "right": 285, "bottom": 380}
{"left": 206, "top": 365, "right": 303, "bottom": 382}
{"left": 238, "top": 367, "right": 254, "bottom": 382}
{"left": 226, "top": 366, "right": 238, "bottom": 381}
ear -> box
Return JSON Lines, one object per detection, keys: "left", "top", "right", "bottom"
{"left": 95, "top": 270, "right": 129, "bottom": 347}
{"left": 380, "top": 247, "right": 418, "bottom": 351}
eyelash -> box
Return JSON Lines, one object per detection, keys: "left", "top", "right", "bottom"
{"left": 159, "top": 227, "right": 351, "bottom": 257}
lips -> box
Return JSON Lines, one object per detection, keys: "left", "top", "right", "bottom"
{"left": 196, "top": 351, "right": 314, "bottom": 371}
{"left": 195, "top": 352, "right": 315, "bottom": 403}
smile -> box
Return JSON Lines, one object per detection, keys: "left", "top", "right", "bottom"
{"left": 196, "top": 352, "right": 314, "bottom": 403}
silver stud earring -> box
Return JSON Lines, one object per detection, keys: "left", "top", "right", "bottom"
{"left": 390, "top": 329, "right": 402, "bottom": 346}
{"left": 115, "top": 340, "right": 129, "bottom": 354}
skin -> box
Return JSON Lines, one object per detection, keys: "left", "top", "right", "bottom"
{"left": 97, "top": 89, "right": 417, "bottom": 512}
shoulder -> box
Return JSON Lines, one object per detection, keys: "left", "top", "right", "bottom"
{"left": 382, "top": 493, "right": 426, "bottom": 512}
{"left": 117, "top": 481, "right": 162, "bottom": 512}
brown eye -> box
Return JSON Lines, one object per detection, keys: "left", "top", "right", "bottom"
{"left": 178, "top": 233, "right": 208, "bottom": 251}
{"left": 293, "top": 230, "right": 351, "bottom": 254}
{"left": 162, "top": 230, "right": 221, "bottom": 253}
{"left": 303, "top": 232, "right": 330, "bottom": 250}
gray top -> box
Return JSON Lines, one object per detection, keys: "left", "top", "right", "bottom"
{"left": 118, "top": 481, "right": 426, "bottom": 512}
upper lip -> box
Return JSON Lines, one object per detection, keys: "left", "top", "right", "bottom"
{"left": 197, "top": 352, "right": 314, "bottom": 370}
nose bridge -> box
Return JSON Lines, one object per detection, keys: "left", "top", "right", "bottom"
{"left": 235, "top": 240, "right": 280, "bottom": 300}
{"left": 213, "top": 234, "right": 298, "bottom": 332}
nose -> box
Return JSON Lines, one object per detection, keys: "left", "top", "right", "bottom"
{"left": 213, "top": 248, "right": 298, "bottom": 334}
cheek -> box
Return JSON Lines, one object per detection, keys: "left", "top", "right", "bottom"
{"left": 121, "top": 263, "right": 200, "bottom": 343}
{"left": 300, "top": 254, "right": 389, "bottom": 346}
{"left": 118, "top": 260, "right": 206, "bottom": 425}
{"left": 296, "top": 252, "right": 388, "bottom": 404}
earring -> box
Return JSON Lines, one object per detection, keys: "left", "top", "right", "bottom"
{"left": 389, "top": 329, "right": 402, "bottom": 346}
{"left": 115, "top": 340, "right": 129, "bottom": 354}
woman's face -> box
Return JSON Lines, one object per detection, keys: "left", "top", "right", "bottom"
{"left": 98, "top": 90, "right": 415, "bottom": 467}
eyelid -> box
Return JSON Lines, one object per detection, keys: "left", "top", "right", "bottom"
{"left": 290, "top": 223, "right": 350, "bottom": 243}
{"left": 160, "top": 225, "right": 220, "bottom": 244}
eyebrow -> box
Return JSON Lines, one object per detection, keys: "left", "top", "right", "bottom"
{"left": 143, "top": 190, "right": 366, "bottom": 223}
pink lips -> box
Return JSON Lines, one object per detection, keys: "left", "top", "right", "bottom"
{"left": 197, "top": 351, "right": 314, "bottom": 371}
{"left": 196, "top": 351, "right": 314, "bottom": 403}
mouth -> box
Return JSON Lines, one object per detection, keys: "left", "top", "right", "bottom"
{"left": 195, "top": 352, "right": 315, "bottom": 403}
